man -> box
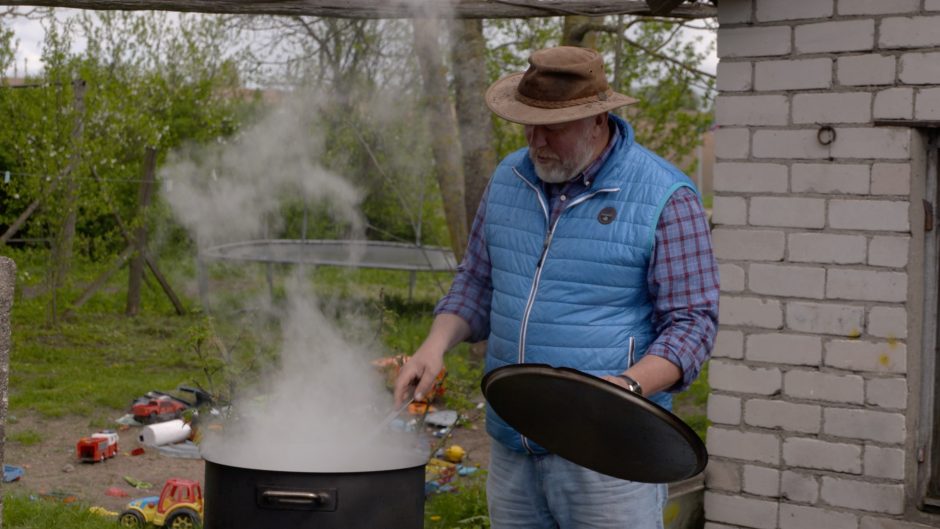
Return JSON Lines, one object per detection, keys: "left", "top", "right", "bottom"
{"left": 395, "top": 46, "right": 718, "bottom": 528}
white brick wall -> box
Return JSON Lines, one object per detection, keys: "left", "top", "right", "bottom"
{"left": 719, "top": 263, "right": 746, "bottom": 291}
{"left": 829, "top": 128, "right": 911, "bottom": 160}
{"left": 780, "top": 471, "right": 819, "bottom": 503}
{"left": 710, "top": 360, "right": 783, "bottom": 394}
{"left": 916, "top": 87, "right": 940, "bottom": 120}
{"left": 749, "top": 263, "right": 825, "bottom": 299}
{"left": 866, "top": 377, "right": 907, "bottom": 409}
{"left": 793, "top": 93, "right": 872, "bottom": 125}
{"left": 823, "top": 408, "right": 906, "bottom": 444}
{"left": 708, "top": 393, "right": 743, "bottom": 425}
{"left": 755, "top": 59, "right": 832, "bottom": 91}
{"left": 837, "top": 54, "right": 896, "bottom": 87}
{"left": 870, "top": 163, "right": 910, "bottom": 196}
{"left": 899, "top": 52, "right": 940, "bottom": 84}
{"left": 795, "top": 20, "right": 875, "bottom": 54}
{"left": 719, "top": 26, "right": 791, "bottom": 58}
{"left": 786, "top": 302, "right": 865, "bottom": 336}
{"left": 868, "top": 236, "right": 909, "bottom": 268}
{"left": 873, "top": 88, "right": 914, "bottom": 121}
{"left": 752, "top": 130, "right": 831, "bottom": 159}
{"left": 750, "top": 197, "right": 826, "bottom": 228}
{"left": 705, "top": 492, "right": 780, "bottom": 529}
{"left": 788, "top": 233, "right": 866, "bottom": 265}
{"left": 880, "top": 16, "right": 940, "bottom": 49}
{"left": 784, "top": 369, "right": 865, "bottom": 404}
{"left": 713, "top": 228, "right": 786, "bottom": 261}
{"left": 713, "top": 196, "right": 747, "bottom": 226}
{"left": 745, "top": 399, "right": 821, "bottom": 433}
{"left": 747, "top": 333, "right": 822, "bottom": 365}
{"left": 866, "top": 306, "right": 907, "bottom": 339}
{"left": 826, "top": 269, "right": 907, "bottom": 302}
{"left": 828, "top": 199, "right": 910, "bottom": 232}
{"left": 714, "top": 162, "right": 788, "bottom": 193}
{"left": 790, "top": 163, "right": 869, "bottom": 194}
{"left": 864, "top": 445, "right": 905, "bottom": 480}
{"left": 708, "top": 427, "right": 781, "bottom": 465}
{"left": 825, "top": 339, "right": 907, "bottom": 374}
{"left": 820, "top": 477, "right": 904, "bottom": 515}
{"left": 717, "top": 0, "right": 752, "bottom": 24}
{"left": 838, "top": 0, "right": 919, "bottom": 15}
{"left": 743, "top": 465, "right": 781, "bottom": 497}
{"left": 779, "top": 504, "right": 858, "bottom": 529}
{"left": 783, "top": 437, "right": 861, "bottom": 473}
{"left": 720, "top": 296, "right": 784, "bottom": 328}
{"left": 715, "top": 127, "right": 750, "bottom": 160}
{"left": 717, "top": 61, "right": 753, "bottom": 92}
{"left": 713, "top": 330, "right": 744, "bottom": 359}
{"left": 756, "top": 0, "right": 832, "bottom": 21}
{"left": 716, "top": 95, "right": 789, "bottom": 126}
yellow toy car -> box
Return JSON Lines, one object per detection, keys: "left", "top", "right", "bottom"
{"left": 118, "top": 478, "right": 203, "bottom": 528}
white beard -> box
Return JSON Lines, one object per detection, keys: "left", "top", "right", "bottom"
{"left": 530, "top": 135, "right": 597, "bottom": 184}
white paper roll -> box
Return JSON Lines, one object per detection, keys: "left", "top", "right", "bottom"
{"left": 139, "top": 419, "right": 192, "bottom": 446}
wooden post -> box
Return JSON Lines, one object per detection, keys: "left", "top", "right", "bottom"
{"left": 126, "top": 147, "right": 158, "bottom": 316}
{"left": 0, "top": 257, "right": 16, "bottom": 527}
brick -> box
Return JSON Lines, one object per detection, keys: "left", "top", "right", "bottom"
{"left": 718, "top": 26, "right": 791, "bottom": 58}
{"left": 788, "top": 233, "right": 867, "bottom": 265}
{"left": 793, "top": 93, "right": 872, "bottom": 125}
{"left": 712, "top": 228, "right": 785, "bottom": 261}
{"left": 780, "top": 504, "right": 859, "bottom": 529}
{"left": 753, "top": 129, "right": 830, "bottom": 159}
{"left": 747, "top": 333, "right": 822, "bottom": 366}
{"left": 867, "top": 306, "right": 907, "bottom": 339}
{"left": 717, "top": 0, "right": 753, "bottom": 24}
{"left": 838, "top": 54, "right": 896, "bottom": 86}
{"left": 787, "top": 302, "right": 865, "bottom": 336}
{"left": 916, "top": 87, "right": 940, "bottom": 120}
{"left": 873, "top": 88, "right": 914, "bottom": 121}
{"left": 826, "top": 339, "right": 907, "bottom": 374}
{"left": 708, "top": 393, "right": 742, "bottom": 425}
{"left": 715, "top": 127, "right": 749, "bottom": 160}
{"left": 860, "top": 517, "right": 938, "bottom": 529}
{"left": 712, "top": 196, "right": 747, "bottom": 226}
{"left": 784, "top": 369, "right": 865, "bottom": 404}
{"left": 899, "top": 52, "right": 940, "bottom": 84}
{"left": 755, "top": 59, "right": 832, "bottom": 91}
{"left": 829, "top": 199, "right": 910, "bottom": 232}
{"left": 830, "top": 128, "right": 911, "bottom": 160}
{"left": 870, "top": 163, "right": 910, "bottom": 196}
{"left": 881, "top": 17, "right": 940, "bottom": 49}
{"left": 719, "top": 263, "right": 745, "bottom": 292}
{"left": 746, "top": 399, "right": 821, "bottom": 433}
{"left": 866, "top": 377, "right": 907, "bottom": 409}
{"left": 864, "top": 445, "right": 905, "bottom": 480}
{"left": 791, "top": 163, "right": 869, "bottom": 194}
{"left": 726, "top": 299, "right": 760, "bottom": 330}
{"left": 716, "top": 95, "right": 789, "bottom": 126}
{"left": 826, "top": 269, "right": 907, "bottom": 303}
{"left": 717, "top": 61, "right": 752, "bottom": 92}
{"left": 705, "top": 459, "right": 742, "bottom": 492}
{"left": 824, "top": 408, "right": 906, "bottom": 444}
{"left": 783, "top": 437, "right": 861, "bottom": 473}
{"left": 781, "top": 471, "right": 820, "bottom": 503}
{"left": 714, "top": 330, "right": 744, "bottom": 360}
{"left": 705, "top": 492, "right": 779, "bottom": 529}
{"left": 750, "top": 197, "right": 825, "bottom": 228}
{"left": 869, "top": 236, "right": 909, "bottom": 268}
{"left": 743, "top": 465, "right": 780, "bottom": 497}
{"left": 795, "top": 20, "right": 875, "bottom": 54}
{"left": 930, "top": 0, "right": 940, "bottom": 10}
{"left": 756, "top": 0, "right": 833, "bottom": 21}
{"left": 839, "top": 0, "right": 919, "bottom": 15}
{"left": 749, "top": 263, "right": 825, "bottom": 299}
{"left": 708, "top": 427, "right": 781, "bottom": 465}
{"left": 714, "top": 162, "right": 788, "bottom": 193}
{"left": 821, "top": 476, "right": 904, "bottom": 514}
{"left": 709, "top": 360, "right": 783, "bottom": 395}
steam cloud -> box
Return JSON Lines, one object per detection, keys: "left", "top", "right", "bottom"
{"left": 161, "top": 90, "right": 425, "bottom": 471}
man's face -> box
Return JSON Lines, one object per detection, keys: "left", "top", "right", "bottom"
{"left": 525, "top": 115, "right": 603, "bottom": 184}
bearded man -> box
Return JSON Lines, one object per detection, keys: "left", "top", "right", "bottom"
{"left": 395, "top": 46, "right": 719, "bottom": 528}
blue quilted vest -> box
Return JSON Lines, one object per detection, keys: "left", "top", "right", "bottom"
{"left": 484, "top": 114, "right": 695, "bottom": 454}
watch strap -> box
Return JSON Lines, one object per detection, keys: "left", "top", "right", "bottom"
{"left": 616, "top": 374, "right": 643, "bottom": 396}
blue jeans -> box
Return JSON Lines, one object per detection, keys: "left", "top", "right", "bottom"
{"left": 487, "top": 441, "right": 667, "bottom": 529}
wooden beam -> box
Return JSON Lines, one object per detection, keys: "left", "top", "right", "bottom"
{"left": 0, "top": 0, "right": 715, "bottom": 19}
{"left": 645, "top": 0, "right": 687, "bottom": 16}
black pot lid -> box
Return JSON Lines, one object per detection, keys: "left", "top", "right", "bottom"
{"left": 481, "top": 364, "right": 707, "bottom": 483}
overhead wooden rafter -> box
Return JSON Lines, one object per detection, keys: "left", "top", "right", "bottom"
{"left": 1, "top": 0, "right": 716, "bottom": 19}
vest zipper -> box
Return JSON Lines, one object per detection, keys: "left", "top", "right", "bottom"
{"left": 628, "top": 336, "right": 636, "bottom": 367}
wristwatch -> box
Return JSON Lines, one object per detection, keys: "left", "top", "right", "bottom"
{"left": 616, "top": 374, "right": 643, "bottom": 396}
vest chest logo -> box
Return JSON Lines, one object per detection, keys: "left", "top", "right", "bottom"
{"left": 598, "top": 207, "right": 617, "bottom": 225}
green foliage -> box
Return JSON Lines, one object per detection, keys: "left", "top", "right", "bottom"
{"left": 425, "top": 472, "right": 491, "bottom": 529}
{"left": 8, "top": 429, "right": 43, "bottom": 446}
{"left": 673, "top": 362, "right": 711, "bottom": 441}
{"left": 3, "top": 494, "right": 118, "bottom": 529}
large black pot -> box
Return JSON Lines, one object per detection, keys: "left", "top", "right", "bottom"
{"left": 202, "top": 449, "right": 426, "bottom": 529}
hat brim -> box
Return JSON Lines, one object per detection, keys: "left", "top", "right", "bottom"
{"left": 485, "top": 72, "right": 638, "bottom": 126}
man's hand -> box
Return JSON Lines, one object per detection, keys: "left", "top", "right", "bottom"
{"left": 392, "top": 313, "right": 471, "bottom": 407}
{"left": 393, "top": 344, "right": 445, "bottom": 407}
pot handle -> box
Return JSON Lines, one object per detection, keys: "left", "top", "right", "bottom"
{"left": 257, "top": 487, "right": 337, "bottom": 511}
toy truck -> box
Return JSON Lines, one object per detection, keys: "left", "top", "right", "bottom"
{"left": 76, "top": 430, "right": 119, "bottom": 463}
{"left": 118, "top": 478, "right": 203, "bottom": 528}
{"left": 131, "top": 394, "right": 190, "bottom": 424}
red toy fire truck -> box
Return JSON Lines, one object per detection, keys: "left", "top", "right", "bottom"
{"left": 76, "top": 430, "right": 119, "bottom": 463}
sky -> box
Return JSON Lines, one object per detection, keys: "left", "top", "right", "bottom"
{"left": 5, "top": 9, "right": 718, "bottom": 79}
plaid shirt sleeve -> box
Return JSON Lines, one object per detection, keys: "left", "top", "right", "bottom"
{"left": 433, "top": 186, "right": 493, "bottom": 343}
{"left": 646, "top": 186, "right": 720, "bottom": 392}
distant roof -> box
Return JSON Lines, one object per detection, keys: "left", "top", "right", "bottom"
{"left": 0, "top": 0, "right": 716, "bottom": 19}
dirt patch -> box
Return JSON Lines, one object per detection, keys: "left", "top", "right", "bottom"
{"left": 2, "top": 409, "right": 492, "bottom": 514}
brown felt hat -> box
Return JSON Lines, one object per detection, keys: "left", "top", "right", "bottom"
{"left": 486, "top": 46, "right": 638, "bottom": 126}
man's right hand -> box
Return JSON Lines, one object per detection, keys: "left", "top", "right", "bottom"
{"left": 392, "top": 313, "right": 471, "bottom": 406}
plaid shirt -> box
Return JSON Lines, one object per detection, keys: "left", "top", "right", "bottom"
{"left": 436, "top": 126, "right": 719, "bottom": 391}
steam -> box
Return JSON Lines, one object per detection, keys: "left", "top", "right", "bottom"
{"left": 161, "top": 89, "right": 426, "bottom": 471}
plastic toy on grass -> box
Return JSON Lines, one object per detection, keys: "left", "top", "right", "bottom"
{"left": 117, "top": 478, "right": 203, "bottom": 529}
{"left": 76, "top": 430, "right": 119, "bottom": 463}
{"left": 131, "top": 393, "right": 191, "bottom": 424}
